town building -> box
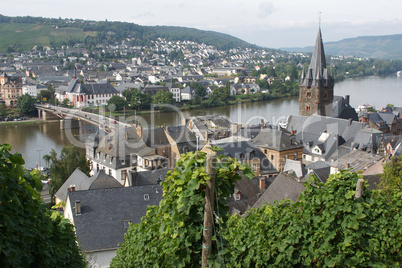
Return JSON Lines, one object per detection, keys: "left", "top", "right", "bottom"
{"left": 56, "top": 79, "right": 119, "bottom": 108}
{"left": 64, "top": 185, "right": 163, "bottom": 267}
{"left": 299, "top": 28, "right": 334, "bottom": 117}
{"left": 0, "top": 72, "right": 23, "bottom": 107}
{"left": 252, "top": 127, "right": 304, "bottom": 172}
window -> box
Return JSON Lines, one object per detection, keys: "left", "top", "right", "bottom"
{"left": 306, "top": 91, "right": 312, "bottom": 98}
{"left": 109, "top": 169, "right": 112, "bottom": 175}
{"left": 121, "top": 170, "right": 127, "bottom": 181}
{"left": 252, "top": 163, "right": 258, "bottom": 173}
{"left": 143, "top": 194, "right": 150, "bottom": 201}
{"left": 323, "top": 92, "right": 329, "bottom": 99}
{"left": 123, "top": 220, "right": 131, "bottom": 229}
{"left": 96, "top": 164, "right": 99, "bottom": 171}
{"left": 306, "top": 105, "right": 311, "bottom": 112}
{"left": 294, "top": 152, "right": 297, "bottom": 160}
{"left": 264, "top": 149, "right": 268, "bottom": 154}
{"left": 271, "top": 155, "right": 274, "bottom": 161}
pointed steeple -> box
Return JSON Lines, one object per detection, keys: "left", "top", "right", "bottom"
{"left": 309, "top": 27, "right": 326, "bottom": 81}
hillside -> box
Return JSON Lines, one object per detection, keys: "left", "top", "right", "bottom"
{"left": 281, "top": 34, "right": 402, "bottom": 60}
{"left": 0, "top": 14, "right": 252, "bottom": 52}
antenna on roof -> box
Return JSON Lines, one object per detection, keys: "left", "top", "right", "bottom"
{"left": 318, "top": 12, "right": 322, "bottom": 28}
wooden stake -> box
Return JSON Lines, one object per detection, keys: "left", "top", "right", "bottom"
{"left": 202, "top": 153, "right": 216, "bottom": 268}
{"left": 355, "top": 178, "right": 364, "bottom": 198}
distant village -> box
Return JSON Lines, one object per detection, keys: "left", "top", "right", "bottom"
{"left": 1, "top": 29, "right": 401, "bottom": 267}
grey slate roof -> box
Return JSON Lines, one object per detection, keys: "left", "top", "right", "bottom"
{"left": 55, "top": 169, "right": 121, "bottom": 202}
{"left": 165, "top": 125, "right": 198, "bottom": 144}
{"left": 286, "top": 114, "right": 367, "bottom": 144}
{"left": 63, "top": 79, "right": 118, "bottom": 95}
{"left": 96, "top": 126, "right": 154, "bottom": 169}
{"left": 68, "top": 185, "right": 163, "bottom": 252}
{"left": 299, "top": 28, "right": 334, "bottom": 88}
{"left": 351, "top": 128, "right": 383, "bottom": 153}
{"left": 252, "top": 128, "right": 303, "bottom": 151}
{"left": 251, "top": 173, "right": 306, "bottom": 208}
{"left": 306, "top": 161, "right": 332, "bottom": 183}
{"left": 228, "top": 177, "right": 262, "bottom": 215}
{"left": 212, "top": 140, "right": 278, "bottom": 175}
{"left": 143, "top": 127, "right": 170, "bottom": 147}
{"left": 326, "top": 96, "right": 358, "bottom": 121}
{"left": 332, "top": 149, "right": 383, "bottom": 172}
{"left": 283, "top": 159, "right": 307, "bottom": 179}
{"left": 128, "top": 168, "right": 171, "bottom": 186}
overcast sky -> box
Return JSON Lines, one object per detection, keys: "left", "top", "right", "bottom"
{"left": 2, "top": 0, "right": 402, "bottom": 48}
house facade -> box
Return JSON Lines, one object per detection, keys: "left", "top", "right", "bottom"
{"left": 56, "top": 79, "right": 119, "bottom": 108}
{"left": 0, "top": 72, "right": 23, "bottom": 107}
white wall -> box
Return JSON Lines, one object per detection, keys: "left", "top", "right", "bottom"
{"left": 86, "top": 250, "right": 117, "bottom": 268}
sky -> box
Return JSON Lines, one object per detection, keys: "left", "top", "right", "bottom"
{"left": 2, "top": 0, "right": 402, "bottom": 48}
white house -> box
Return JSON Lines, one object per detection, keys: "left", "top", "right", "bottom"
{"left": 22, "top": 84, "right": 47, "bottom": 98}
{"left": 56, "top": 79, "right": 120, "bottom": 108}
{"left": 169, "top": 85, "right": 181, "bottom": 102}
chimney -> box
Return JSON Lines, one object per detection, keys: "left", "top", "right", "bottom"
{"left": 70, "top": 185, "right": 76, "bottom": 192}
{"left": 345, "top": 95, "right": 350, "bottom": 105}
{"left": 75, "top": 200, "right": 81, "bottom": 215}
{"left": 259, "top": 178, "right": 266, "bottom": 191}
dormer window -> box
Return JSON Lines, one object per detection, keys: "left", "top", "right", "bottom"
{"left": 143, "top": 194, "right": 150, "bottom": 201}
{"left": 123, "top": 220, "right": 131, "bottom": 229}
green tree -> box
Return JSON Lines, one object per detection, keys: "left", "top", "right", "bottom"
{"left": 61, "top": 98, "right": 71, "bottom": 107}
{"left": 16, "top": 94, "right": 36, "bottom": 116}
{"left": 0, "top": 144, "right": 85, "bottom": 267}
{"left": 380, "top": 155, "right": 402, "bottom": 192}
{"left": 153, "top": 90, "right": 174, "bottom": 105}
{"left": 111, "top": 151, "right": 253, "bottom": 267}
{"left": 0, "top": 103, "right": 7, "bottom": 117}
{"left": 38, "top": 89, "right": 52, "bottom": 103}
{"left": 107, "top": 95, "right": 128, "bottom": 111}
{"left": 43, "top": 145, "right": 90, "bottom": 198}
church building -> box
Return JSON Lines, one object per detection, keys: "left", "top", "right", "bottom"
{"left": 299, "top": 28, "right": 334, "bottom": 117}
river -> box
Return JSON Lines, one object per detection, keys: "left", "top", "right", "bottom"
{"left": 0, "top": 75, "right": 401, "bottom": 169}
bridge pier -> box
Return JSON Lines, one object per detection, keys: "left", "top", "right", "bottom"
{"left": 60, "top": 118, "right": 80, "bottom": 130}
{"left": 41, "top": 110, "right": 60, "bottom": 121}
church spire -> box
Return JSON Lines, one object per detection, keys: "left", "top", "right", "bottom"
{"left": 309, "top": 27, "right": 326, "bottom": 82}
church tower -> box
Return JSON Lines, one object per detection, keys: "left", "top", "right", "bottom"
{"left": 299, "top": 28, "right": 334, "bottom": 116}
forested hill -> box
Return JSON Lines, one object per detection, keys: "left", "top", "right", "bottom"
{"left": 281, "top": 34, "right": 402, "bottom": 60}
{"left": 0, "top": 14, "right": 252, "bottom": 52}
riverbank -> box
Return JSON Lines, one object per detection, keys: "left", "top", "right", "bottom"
{"left": 0, "top": 117, "right": 47, "bottom": 125}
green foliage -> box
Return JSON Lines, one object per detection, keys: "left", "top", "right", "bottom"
{"left": 61, "top": 98, "right": 72, "bottom": 107}
{"left": 107, "top": 95, "right": 128, "bottom": 111}
{"left": 224, "top": 170, "right": 402, "bottom": 267}
{"left": 0, "top": 144, "right": 85, "bottom": 267}
{"left": 380, "top": 155, "right": 402, "bottom": 192}
{"left": 38, "top": 88, "right": 56, "bottom": 104}
{"left": 0, "top": 103, "right": 8, "bottom": 117}
{"left": 111, "top": 152, "right": 253, "bottom": 267}
{"left": 16, "top": 94, "right": 36, "bottom": 116}
{"left": 153, "top": 90, "right": 175, "bottom": 105}
{"left": 123, "top": 88, "right": 152, "bottom": 110}
{"left": 43, "top": 145, "right": 90, "bottom": 198}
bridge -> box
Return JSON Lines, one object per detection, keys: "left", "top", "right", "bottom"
{"left": 35, "top": 104, "right": 126, "bottom": 133}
